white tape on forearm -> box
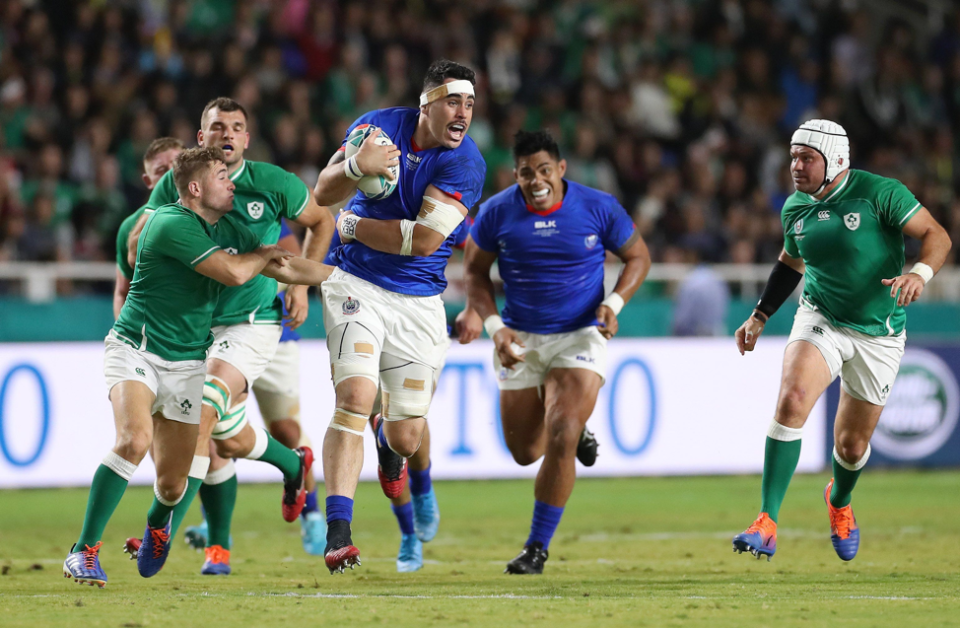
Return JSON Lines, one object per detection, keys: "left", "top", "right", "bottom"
{"left": 417, "top": 195, "right": 465, "bottom": 239}
{"left": 400, "top": 219, "right": 416, "bottom": 256}
{"left": 483, "top": 315, "right": 506, "bottom": 338}
{"left": 344, "top": 155, "right": 364, "bottom": 181}
{"left": 909, "top": 262, "right": 934, "bottom": 283}
{"left": 339, "top": 214, "right": 361, "bottom": 242}
{"left": 601, "top": 292, "right": 625, "bottom": 316}
{"left": 419, "top": 80, "right": 475, "bottom": 106}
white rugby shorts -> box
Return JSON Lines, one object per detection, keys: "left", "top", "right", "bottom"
{"left": 494, "top": 325, "right": 607, "bottom": 390}
{"left": 208, "top": 322, "right": 282, "bottom": 387}
{"left": 788, "top": 306, "right": 905, "bottom": 406}
{"left": 252, "top": 340, "right": 301, "bottom": 423}
{"left": 103, "top": 333, "right": 205, "bottom": 424}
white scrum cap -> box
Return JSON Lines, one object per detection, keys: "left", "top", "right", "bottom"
{"left": 790, "top": 119, "right": 850, "bottom": 194}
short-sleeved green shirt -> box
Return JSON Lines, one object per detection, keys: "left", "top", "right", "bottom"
{"left": 112, "top": 203, "right": 262, "bottom": 362}
{"left": 116, "top": 205, "right": 148, "bottom": 280}
{"left": 145, "top": 159, "right": 309, "bottom": 326}
{"left": 781, "top": 169, "right": 922, "bottom": 336}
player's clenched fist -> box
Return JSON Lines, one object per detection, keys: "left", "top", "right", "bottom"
{"left": 356, "top": 126, "right": 400, "bottom": 181}
{"left": 735, "top": 314, "right": 766, "bottom": 355}
{"left": 596, "top": 304, "right": 619, "bottom": 339}
{"left": 455, "top": 308, "right": 482, "bottom": 344}
{"left": 493, "top": 327, "right": 526, "bottom": 369}
{"left": 881, "top": 273, "right": 926, "bottom": 307}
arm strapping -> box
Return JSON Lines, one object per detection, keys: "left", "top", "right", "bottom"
{"left": 755, "top": 261, "right": 803, "bottom": 320}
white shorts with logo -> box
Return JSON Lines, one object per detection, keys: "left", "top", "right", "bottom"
{"left": 788, "top": 306, "right": 906, "bottom": 406}
{"left": 322, "top": 268, "right": 447, "bottom": 419}
{"left": 103, "top": 333, "right": 206, "bottom": 424}
{"left": 208, "top": 322, "right": 283, "bottom": 387}
{"left": 495, "top": 326, "right": 607, "bottom": 390}
{"left": 252, "top": 340, "right": 301, "bottom": 423}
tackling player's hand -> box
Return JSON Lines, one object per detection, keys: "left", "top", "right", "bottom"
{"left": 882, "top": 273, "right": 926, "bottom": 307}
{"left": 455, "top": 308, "right": 482, "bottom": 344}
{"left": 356, "top": 126, "right": 400, "bottom": 181}
{"left": 493, "top": 327, "right": 525, "bottom": 369}
{"left": 596, "top": 305, "right": 619, "bottom": 339}
{"left": 284, "top": 284, "right": 309, "bottom": 329}
{"left": 735, "top": 313, "right": 766, "bottom": 355}
{"left": 260, "top": 245, "right": 294, "bottom": 265}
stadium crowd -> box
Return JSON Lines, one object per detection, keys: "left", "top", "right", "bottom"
{"left": 0, "top": 0, "right": 959, "bottom": 270}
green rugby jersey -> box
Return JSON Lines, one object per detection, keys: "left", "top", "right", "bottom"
{"left": 145, "top": 159, "right": 310, "bottom": 326}
{"left": 116, "top": 205, "right": 148, "bottom": 280}
{"left": 782, "top": 169, "right": 922, "bottom": 337}
{"left": 113, "top": 203, "right": 263, "bottom": 362}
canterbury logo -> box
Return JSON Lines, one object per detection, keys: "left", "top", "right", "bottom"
{"left": 818, "top": 211, "right": 830, "bottom": 221}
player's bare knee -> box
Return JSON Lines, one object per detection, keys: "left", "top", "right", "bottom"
{"left": 775, "top": 386, "right": 812, "bottom": 425}
{"left": 114, "top": 426, "right": 152, "bottom": 462}
{"left": 269, "top": 419, "right": 301, "bottom": 449}
{"left": 154, "top": 474, "right": 186, "bottom": 502}
{"left": 835, "top": 434, "right": 868, "bottom": 464}
{"left": 215, "top": 437, "right": 245, "bottom": 459}
{"left": 545, "top": 415, "right": 582, "bottom": 458}
{"left": 509, "top": 446, "right": 541, "bottom": 466}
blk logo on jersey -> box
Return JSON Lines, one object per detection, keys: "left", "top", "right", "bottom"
{"left": 584, "top": 234, "right": 599, "bottom": 249}
{"left": 844, "top": 213, "right": 860, "bottom": 231}
{"left": 342, "top": 297, "right": 360, "bottom": 315}
{"left": 405, "top": 153, "right": 421, "bottom": 171}
{"left": 818, "top": 211, "right": 830, "bottom": 221}
{"left": 535, "top": 220, "right": 556, "bottom": 229}
{"left": 247, "top": 201, "right": 264, "bottom": 219}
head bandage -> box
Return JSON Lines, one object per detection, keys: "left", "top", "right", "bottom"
{"left": 419, "top": 80, "right": 475, "bottom": 106}
{"left": 790, "top": 119, "right": 850, "bottom": 195}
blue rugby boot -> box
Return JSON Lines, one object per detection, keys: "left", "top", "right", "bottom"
{"left": 201, "top": 545, "right": 231, "bottom": 575}
{"left": 825, "top": 479, "right": 860, "bottom": 561}
{"left": 412, "top": 489, "right": 440, "bottom": 543}
{"left": 63, "top": 542, "right": 107, "bottom": 588}
{"left": 732, "top": 512, "right": 777, "bottom": 561}
{"left": 136, "top": 515, "right": 172, "bottom": 578}
{"left": 301, "top": 510, "right": 327, "bottom": 556}
{"left": 396, "top": 533, "right": 423, "bottom": 573}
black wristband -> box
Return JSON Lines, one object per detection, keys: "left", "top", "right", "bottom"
{"left": 756, "top": 261, "right": 803, "bottom": 319}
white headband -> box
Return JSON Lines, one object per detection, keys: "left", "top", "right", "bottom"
{"left": 419, "top": 80, "right": 475, "bottom": 106}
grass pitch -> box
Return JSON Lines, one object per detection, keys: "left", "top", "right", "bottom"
{"left": 1, "top": 471, "right": 958, "bottom": 627}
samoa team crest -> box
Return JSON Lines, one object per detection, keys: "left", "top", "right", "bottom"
{"left": 342, "top": 297, "right": 360, "bottom": 315}
{"left": 844, "top": 213, "right": 860, "bottom": 231}
{"left": 247, "top": 201, "right": 264, "bottom": 219}
{"left": 584, "top": 234, "right": 599, "bottom": 249}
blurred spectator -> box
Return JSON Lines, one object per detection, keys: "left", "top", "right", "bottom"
{"left": 670, "top": 238, "right": 730, "bottom": 337}
{"left": 0, "top": 0, "right": 953, "bottom": 273}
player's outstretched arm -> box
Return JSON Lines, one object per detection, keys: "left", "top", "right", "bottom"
{"left": 597, "top": 231, "right": 652, "bottom": 340}
{"left": 314, "top": 128, "right": 399, "bottom": 206}
{"left": 261, "top": 257, "right": 334, "bottom": 287}
{"left": 337, "top": 185, "right": 467, "bottom": 257}
{"left": 195, "top": 245, "right": 293, "bottom": 287}
{"left": 286, "top": 198, "right": 336, "bottom": 328}
{"left": 736, "top": 250, "right": 805, "bottom": 355}
{"left": 464, "top": 236, "right": 525, "bottom": 367}
{"left": 881, "top": 207, "right": 952, "bottom": 307}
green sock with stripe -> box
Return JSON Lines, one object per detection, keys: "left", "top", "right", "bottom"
{"left": 247, "top": 427, "right": 301, "bottom": 480}
{"left": 829, "top": 446, "right": 870, "bottom": 508}
{"left": 759, "top": 422, "right": 803, "bottom": 524}
{"left": 76, "top": 453, "right": 137, "bottom": 549}
{"left": 169, "top": 456, "right": 210, "bottom": 540}
{"left": 200, "top": 463, "right": 238, "bottom": 550}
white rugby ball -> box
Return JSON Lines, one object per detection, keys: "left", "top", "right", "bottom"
{"left": 344, "top": 124, "right": 399, "bottom": 200}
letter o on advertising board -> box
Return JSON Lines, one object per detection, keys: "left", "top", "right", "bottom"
{"left": 872, "top": 348, "right": 960, "bottom": 460}
{"left": 607, "top": 358, "right": 656, "bottom": 455}
{"left": 0, "top": 363, "right": 50, "bottom": 467}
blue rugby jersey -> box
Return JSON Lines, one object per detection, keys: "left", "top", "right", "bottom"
{"left": 471, "top": 181, "right": 637, "bottom": 335}
{"left": 334, "top": 107, "right": 485, "bottom": 296}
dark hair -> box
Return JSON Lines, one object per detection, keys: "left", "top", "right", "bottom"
{"left": 422, "top": 59, "right": 476, "bottom": 92}
{"left": 143, "top": 137, "right": 184, "bottom": 165}
{"left": 173, "top": 146, "right": 226, "bottom": 199}
{"left": 201, "top": 97, "right": 248, "bottom": 127}
{"left": 513, "top": 130, "right": 561, "bottom": 163}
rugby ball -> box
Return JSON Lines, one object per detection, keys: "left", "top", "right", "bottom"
{"left": 344, "top": 124, "right": 399, "bottom": 200}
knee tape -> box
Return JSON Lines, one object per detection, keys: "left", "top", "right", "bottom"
{"left": 212, "top": 399, "right": 248, "bottom": 440}
{"left": 380, "top": 358, "right": 434, "bottom": 420}
{"left": 255, "top": 389, "right": 301, "bottom": 424}
{"left": 203, "top": 375, "right": 231, "bottom": 420}
{"left": 327, "top": 322, "right": 380, "bottom": 387}
{"left": 329, "top": 408, "right": 368, "bottom": 436}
